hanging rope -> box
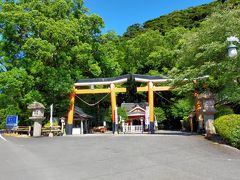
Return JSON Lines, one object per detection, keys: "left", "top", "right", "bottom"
{"left": 154, "top": 91, "right": 175, "bottom": 104}
{"left": 75, "top": 93, "right": 110, "bottom": 107}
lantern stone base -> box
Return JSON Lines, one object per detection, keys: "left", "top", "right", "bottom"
{"left": 30, "top": 117, "right": 45, "bottom": 137}
{"left": 205, "top": 118, "right": 216, "bottom": 137}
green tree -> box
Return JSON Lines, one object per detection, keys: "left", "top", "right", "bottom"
{"left": 170, "top": 6, "right": 240, "bottom": 103}
{"left": 154, "top": 107, "right": 166, "bottom": 123}
{"left": 170, "top": 98, "right": 193, "bottom": 121}
{"left": 120, "top": 30, "right": 169, "bottom": 74}
{"left": 0, "top": 0, "right": 105, "bottom": 124}
{"left": 123, "top": 23, "right": 145, "bottom": 38}
{"left": 143, "top": 1, "right": 217, "bottom": 34}
{"left": 96, "top": 31, "right": 123, "bottom": 77}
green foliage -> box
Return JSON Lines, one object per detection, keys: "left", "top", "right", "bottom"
{"left": 96, "top": 31, "right": 123, "bottom": 77}
{"left": 215, "top": 105, "right": 234, "bottom": 119}
{"left": 154, "top": 107, "right": 166, "bottom": 123}
{"left": 170, "top": 5, "right": 240, "bottom": 103}
{"left": 144, "top": 2, "right": 217, "bottom": 34}
{"left": 120, "top": 1, "right": 240, "bottom": 108}
{"left": 43, "top": 121, "right": 59, "bottom": 127}
{"left": 104, "top": 107, "right": 112, "bottom": 123}
{"left": 0, "top": 68, "right": 35, "bottom": 124}
{"left": 170, "top": 98, "right": 193, "bottom": 120}
{"left": 214, "top": 114, "right": 240, "bottom": 149}
{"left": 118, "top": 107, "right": 127, "bottom": 122}
{"left": 105, "top": 107, "right": 127, "bottom": 123}
{"left": 119, "top": 28, "right": 185, "bottom": 75}
{"left": 123, "top": 23, "right": 146, "bottom": 38}
{"left": 0, "top": 0, "right": 119, "bottom": 125}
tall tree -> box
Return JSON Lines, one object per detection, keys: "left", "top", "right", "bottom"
{"left": 0, "top": 0, "right": 105, "bottom": 125}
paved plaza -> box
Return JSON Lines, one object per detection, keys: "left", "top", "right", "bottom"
{"left": 0, "top": 131, "right": 240, "bottom": 180}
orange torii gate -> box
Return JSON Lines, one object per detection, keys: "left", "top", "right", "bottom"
{"left": 66, "top": 74, "right": 172, "bottom": 135}
{"left": 134, "top": 75, "right": 172, "bottom": 133}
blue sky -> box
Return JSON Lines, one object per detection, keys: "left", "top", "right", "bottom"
{"left": 84, "top": 0, "right": 213, "bottom": 35}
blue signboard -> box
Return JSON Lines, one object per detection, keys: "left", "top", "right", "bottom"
{"left": 6, "top": 115, "right": 18, "bottom": 125}
{"left": 6, "top": 115, "right": 18, "bottom": 130}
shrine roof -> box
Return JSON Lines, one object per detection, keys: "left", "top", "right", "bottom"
{"left": 73, "top": 106, "right": 93, "bottom": 120}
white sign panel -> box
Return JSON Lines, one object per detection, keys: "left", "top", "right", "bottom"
{"left": 145, "top": 106, "right": 150, "bottom": 125}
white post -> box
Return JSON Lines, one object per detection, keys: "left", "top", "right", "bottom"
{"left": 145, "top": 106, "right": 150, "bottom": 131}
{"left": 114, "top": 107, "right": 118, "bottom": 134}
{"left": 140, "top": 118, "right": 143, "bottom": 134}
{"left": 81, "top": 120, "right": 84, "bottom": 135}
{"left": 49, "top": 104, "right": 53, "bottom": 137}
{"left": 50, "top": 104, "right": 53, "bottom": 128}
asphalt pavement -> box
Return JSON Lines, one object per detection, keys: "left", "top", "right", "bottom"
{"left": 0, "top": 131, "right": 240, "bottom": 180}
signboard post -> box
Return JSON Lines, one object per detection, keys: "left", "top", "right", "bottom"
{"left": 6, "top": 115, "right": 18, "bottom": 130}
{"left": 49, "top": 104, "right": 53, "bottom": 137}
{"left": 50, "top": 104, "right": 53, "bottom": 128}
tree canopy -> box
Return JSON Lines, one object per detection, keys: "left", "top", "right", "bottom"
{"left": 0, "top": 0, "right": 121, "bottom": 126}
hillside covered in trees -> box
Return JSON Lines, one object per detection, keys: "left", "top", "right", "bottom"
{"left": 0, "top": 0, "right": 239, "bottom": 128}
{"left": 123, "top": 1, "right": 217, "bottom": 38}
{"left": 123, "top": 0, "right": 240, "bottom": 38}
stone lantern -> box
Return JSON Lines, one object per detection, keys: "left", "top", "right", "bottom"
{"left": 199, "top": 92, "right": 216, "bottom": 135}
{"left": 28, "top": 102, "right": 46, "bottom": 137}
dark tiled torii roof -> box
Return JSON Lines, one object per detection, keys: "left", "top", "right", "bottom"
{"left": 75, "top": 74, "right": 169, "bottom": 86}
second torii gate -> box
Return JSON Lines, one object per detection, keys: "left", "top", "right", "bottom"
{"left": 66, "top": 74, "right": 172, "bottom": 135}
{"left": 134, "top": 75, "right": 172, "bottom": 133}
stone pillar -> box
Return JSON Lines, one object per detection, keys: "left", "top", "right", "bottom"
{"left": 189, "top": 113, "right": 194, "bottom": 133}
{"left": 33, "top": 119, "right": 43, "bottom": 137}
{"left": 199, "top": 92, "right": 216, "bottom": 135}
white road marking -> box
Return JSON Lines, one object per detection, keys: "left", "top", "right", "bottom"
{"left": 0, "top": 134, "right": 8, "bottom": 142}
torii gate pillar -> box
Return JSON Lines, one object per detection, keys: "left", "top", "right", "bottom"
{"left": 148, "top": 81, "right": 155, "bottom": 134}
{"left": 66, "top": 91, "right": 75, "bottom": 135}
{"left": 110, "top": 83, "right": 117, "bottom": 134}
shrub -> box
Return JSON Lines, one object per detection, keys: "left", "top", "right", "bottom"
{"left": 214, "top": 114, "right": 240, "bottom": 149}
{"left": 43, "top": 121, "right": 59, "bottom": 127}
